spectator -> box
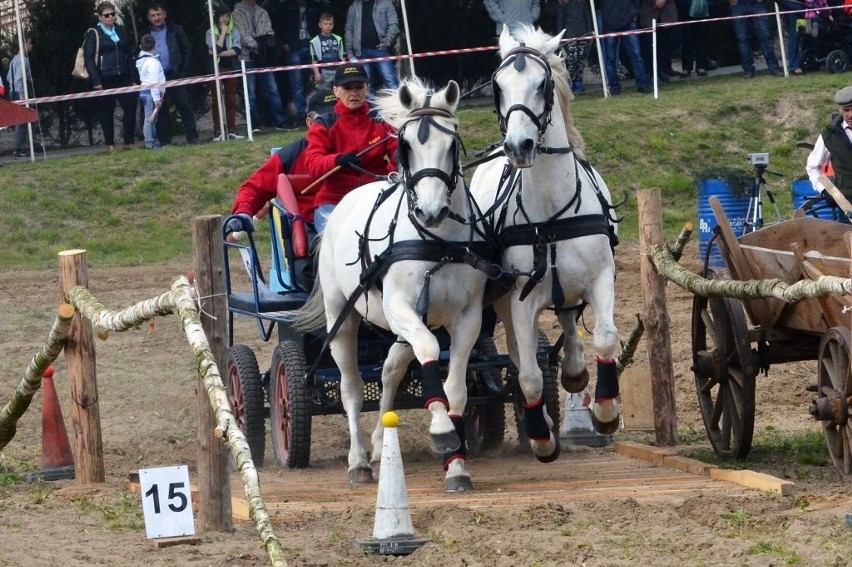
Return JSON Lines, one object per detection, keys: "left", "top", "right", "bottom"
{"left": 206, "top": 4, "right": 244, "bottom": 140}
{"left": 143, "top": 3, "right": 199, "bottom": 145}
{"left": 729, "top": 0, "right": 783, "bottom": 79}
{"left": 310, "top": 12, "right": 345, "bottom": 91}
{"left": 639, "top": 0, "right": 679, "bottom": 82}
{"left": 303, "top": 63, "right": 398, "bottom": 234}
{"left": 782, "top": 0, "right": 804, "bottom": 76}
{"left": 276, "top": 0, "right": 321, "bottom": 128}
{"left": 232, "top": 0, "right": 290, "bottom": 131}
{"left": 484, "top": 0, "right": 541, "bottom": 36}
{"left": 601, "top": 0, "right": 651, "bottom": 94}
{"left": 806, "top": 86, "right": 852, "bottom": 200}
{"left": 556, "top": 0, "right": 593, "bottom": 93}
{"left": 344, "top": 0, "right": 400, "bottom": 92}
{"left": 136, "top": 34, "right": 165, "bottom": 150}
{"left": 674, "top": 0, "right": 711, "bottom": 77}
{"left": 83, "top": 2, "right": 139, "bottom": 152}
{"left": 7, "top": 37, "right": 33, "bottom": 158}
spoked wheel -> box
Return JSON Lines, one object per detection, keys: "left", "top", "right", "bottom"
{"left": 512, "top": 330, "right": 560, "bottom": 444}
{"left": 465, "top": 336, "right": 506, "bottom": 455}
{"left": 692, "top": 277, "right": 756, "bottom": 460}
{"left": 226, "top": 345, "right": 266, "bottom": 466}
{"left": 826, "top": 49, "right": 849, "bottom": 74}
{"left": 269, "top": 340, "right": 311, "bottom": 468}
{"left": 814, "top": 327, "right": 852, "bottom": 478}
{"left": 800, "top": 48, "right": 820, "bottom": 72}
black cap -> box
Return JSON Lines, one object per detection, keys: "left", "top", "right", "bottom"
{"left": 835, "top": 86, "right": 852, "bottom": 106}
{"left": 308, "top": 89, "right": 337, "bottom": 114}
{"left": 334, "top": 63, "right": 369, "bottom": 86}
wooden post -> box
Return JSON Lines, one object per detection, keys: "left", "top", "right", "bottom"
{"left": 58, "top": 249, "right": 105, "bottom": 483}
{"left": 636, "top": 189, "right": 678, "bottom": 446}
{"left": 191, "top": 216, "right": 232, "bottom": 532}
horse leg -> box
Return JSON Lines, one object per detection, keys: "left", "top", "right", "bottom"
{"left": 331, "top": 312, "right": 373, "bottom": 485}
{"left": 441, "top": 308, "right": 482, "bottom": 493}
{"left": 370, "top": 342, "right": 415, "bottom": 470}
{"left": 585, "top": 272, "right": 621, "bottom": 435}
{"left": 556, "top": 305, "right": 590, "bottom": 393}
{"left": 512, "top": 302, "right": 560, "bottom": 463}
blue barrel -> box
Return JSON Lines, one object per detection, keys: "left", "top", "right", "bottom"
{"left": 791, "top": 178, "right": 836, "bottom": 220}
{"left": 697, "top": 179, "right": 750, "bottom": 269}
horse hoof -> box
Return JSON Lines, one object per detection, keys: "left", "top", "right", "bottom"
{"left": 561, "top": 368, "right": 590, "bottom": 393}
{"left": 590, "top": 413, "right": 620, "bottom": 435}
{"left": 430, "top": 430, "right": 461, "bottom": 454}
{"left": 348, "top": 467, "right": 375, "bottom": 486}
{"left": 535, "top": 436, "right": 561, "bottom": 464}
{"left": 444, "top": 476, "right": 474, "bottom": 493}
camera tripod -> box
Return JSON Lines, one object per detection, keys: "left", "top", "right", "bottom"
{"left": 742, "top": 163, "right": 783, "bottom": 235}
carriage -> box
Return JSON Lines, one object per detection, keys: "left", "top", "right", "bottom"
{"left": 221, "top": 149, "right": 560, "bottom": 474}
{"left": 692, "top": 196, "right": 852, "bottom": 477}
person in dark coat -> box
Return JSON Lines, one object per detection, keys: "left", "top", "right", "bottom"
{"left": 83, "top": 1, "right": 139, "bottom": 152}
{"left": 556, "top": 0, "right": 594, "bottom": 93}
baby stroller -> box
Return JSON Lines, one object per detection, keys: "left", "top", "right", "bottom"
{"left": 795, "top": 0, "right": 852, "bottom": 73}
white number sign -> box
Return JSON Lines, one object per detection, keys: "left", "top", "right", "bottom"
{"left": 139, "top": 465, "right": 195, "bottom": 539}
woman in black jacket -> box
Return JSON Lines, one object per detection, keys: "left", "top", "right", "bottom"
{"left": 83, "top": 2, "right": 138, "bottom": 152}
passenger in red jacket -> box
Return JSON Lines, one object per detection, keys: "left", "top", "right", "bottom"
{"left": 303, "top": 62, "right": 398, "bottom": 234}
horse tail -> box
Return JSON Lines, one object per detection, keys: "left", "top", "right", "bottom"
{"left": 289, "top": 242, "right": 328, "bottom": 333}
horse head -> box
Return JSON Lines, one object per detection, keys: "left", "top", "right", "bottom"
{"left": 494, "top": 25, "right": 571, "bottom": 168}
{"left": 378, "top": 79, "right": 461, "bottom": 228}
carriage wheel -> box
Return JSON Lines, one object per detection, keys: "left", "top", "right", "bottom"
{"left": 512, "top": 330, "right": 560, "bottom": 445}
{"left": 815, "top": 327, "right": 852, "bottom": 477}
{"left": 691, "top": 280, "right": 756, "bottom": 460}
{"left": 800, "top": 48, "right": 820, "bottom": 72}
{"left": 826, "top": 49, "right": 849, "bottom": 74}
{"left": 269, "top": 340, "right": 312, "bottom": 468}
{"left": 465, "top": 336, "right": 506, "bottom": 455}
{"left": 226, "top": 345, "right": 266, "bottom": 467}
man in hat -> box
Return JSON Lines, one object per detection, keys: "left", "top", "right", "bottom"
{"left": 806, "top": 86, "right": 852, "bottom": 201}
{"left": 302, "top": 62, "right": 398, "bottom": 234}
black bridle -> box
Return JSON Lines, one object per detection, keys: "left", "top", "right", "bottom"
{"left": 491, "top": 44, "right": 555, "bottom": 140}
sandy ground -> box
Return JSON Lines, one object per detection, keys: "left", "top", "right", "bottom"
{"left": 1, "top": 242, "right": 851, "bottom": 567}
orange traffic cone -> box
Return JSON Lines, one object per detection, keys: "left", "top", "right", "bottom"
{"left": 27, "top": 366, "right": 75, "bottom": 482}
{"left": 356, "top": 411, "right": 428, "bottom": 556}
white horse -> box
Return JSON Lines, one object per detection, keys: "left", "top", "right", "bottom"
{"left": 470, "top": 25, "right": 621, "bottom": 461}
{"left": 292, "top": 79, "right": 489, "bottom": 491}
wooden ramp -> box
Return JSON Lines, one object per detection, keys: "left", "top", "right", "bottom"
{"left": 230, "top": 443, "right": 766, "bottom": 524}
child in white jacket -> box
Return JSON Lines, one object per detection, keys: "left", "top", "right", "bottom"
{"left": 136, "top": 34, "right": 166, "bottom": 150}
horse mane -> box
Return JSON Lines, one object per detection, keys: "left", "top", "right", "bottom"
{"left": 504, "top": 25, "right": 587, "bottom": 160}
{"left": 373, "top": 77, "right": 459, "bottom": 130}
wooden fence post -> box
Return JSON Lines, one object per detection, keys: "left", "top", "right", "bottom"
{"left": 636, "top": 189, "right": 678, "bottom": 446}
{"left": 192, "top": 215, "right": 233, "bottom": 532}
{"left": 58, "top": 249, "right": 105, "bottom": 483}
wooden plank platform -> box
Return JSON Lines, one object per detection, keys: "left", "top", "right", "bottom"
{"left": 230, "top": 447, "right": 759, "bottom": 524}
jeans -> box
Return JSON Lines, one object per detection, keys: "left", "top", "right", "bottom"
{"left": 245, "top": 60, "right": 287, "bottom": 128}
{"left": 313, "top": 204, "right": 336, "bottom": 235}
{"left": 731, "top": 1, "right": 781, "bottom": 72}
{"left": 359, "top": 47, "right": 399, "bottom": 91}
{"left": 11, "top": 91, "right": 28, "bottom": 152}
{"left": 140, "top": 92, "right": 158, "bottom": 148}
{"left": 603, "top": 23, "right": 649, "bottom": 92}
{"left": 288, "top": 47, "right": 311, "bottom": 119}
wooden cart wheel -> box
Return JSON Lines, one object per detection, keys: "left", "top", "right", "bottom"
{"left": 815, "top": 327, "right": 852, "bottom": 477}
{"left": 269, "top": 340, "right": 311, "bottom": 469}
{"left": 513, "top": 330, "right": 560, "bottom": 445}
{"left": 226, "top": 345, "right": 266, "bottom": 466}
{"left": 691, "top": 277, "right": 756, "bottom": 459}
{"left": 465, "top": 336, "right": 506, "bottom": 455}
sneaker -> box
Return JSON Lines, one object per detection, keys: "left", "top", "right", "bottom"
{"left": 571, "top": 81, "right": 585, "bottom": 93}
{"left": 251, "top": 128, "right": 262, "bottom": 134}
{"left": 744, "top": 70, "right": 755, "bottom": 79}
{"left": 212, "top": 133, "right": 224, "bottom": 142}
{"left": 768, "top": 68, "right": 783, "bottom": 77}
{"left": 228, "top": 132, "right": 245, "bottom": 140}
{"left": 637, "top": 86, "right": 653, "bottom": 94}
{"left": 11, "top": 150, "right": 27, "bottom": 158}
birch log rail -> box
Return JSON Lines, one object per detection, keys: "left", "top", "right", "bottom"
{"left": 0, "top": 304, "right": 75, "bottom": 450}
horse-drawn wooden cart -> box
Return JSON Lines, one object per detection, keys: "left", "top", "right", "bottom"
{"left": 692, "top": 196, "right": 851, "bottom": 477}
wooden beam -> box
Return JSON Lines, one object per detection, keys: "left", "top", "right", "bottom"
{"left": 191, "top": 216, "right": 232, "bottom": 533}
{"left": 636, "top": 189, "right": 677, "bottom": 446}
{"left": 709, "top": 468, "right": 795, "bottom": 495}
{"left": 58, "top": 249, "right": 105, "bottom": 484}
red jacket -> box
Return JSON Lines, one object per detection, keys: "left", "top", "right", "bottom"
{"left": 231, "top": 138, "right": 315, "bottom": 223}
{"left": 304, "top": 99, "right": 397, "bottom": 208}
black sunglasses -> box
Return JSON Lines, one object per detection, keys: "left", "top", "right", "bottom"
{"left": 100, "top": 12, "right": 116, "bottom": 17}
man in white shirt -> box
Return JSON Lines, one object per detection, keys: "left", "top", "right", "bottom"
{"left": 806, "top": 86, "right": 852, "bottom": 201}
